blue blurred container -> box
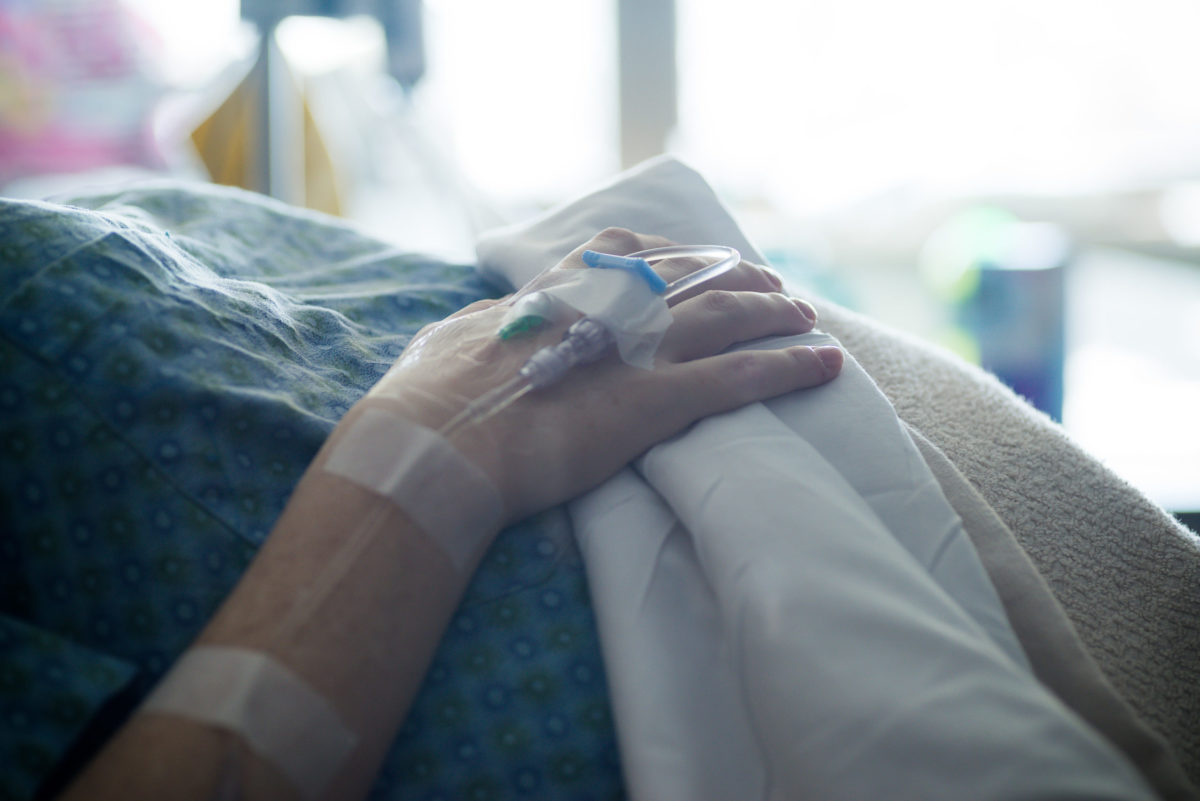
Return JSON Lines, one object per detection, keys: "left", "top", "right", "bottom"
{"left": 963, "top": 228, "right": 1068, "bottom": 421}
{"left": 923, "top": 210, "right": 1071, "bottom": 422}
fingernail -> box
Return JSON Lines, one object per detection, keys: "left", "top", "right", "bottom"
{"left": 813, "top": 345, "right": 843, "bottom": 376}
{"left": 793, "top": 298, "right": 818, "bottom": 324}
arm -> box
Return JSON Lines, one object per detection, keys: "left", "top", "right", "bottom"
{"left": 60, "top": 228, "right": 841, "bottom": 800}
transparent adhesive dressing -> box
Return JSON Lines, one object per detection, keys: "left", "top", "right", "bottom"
{"left": 439, "top": 245, "right": 739, "bottom": 438}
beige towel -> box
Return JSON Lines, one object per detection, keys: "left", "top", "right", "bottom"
{"left": 910, "top": 425, "right": 1197, "bottom": 800}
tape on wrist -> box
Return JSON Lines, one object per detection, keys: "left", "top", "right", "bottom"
{"left": 140, "top": 646, "right": 356, "bottom": 798}
{"left": 323, "top": 405, "right": 503, "bottom": 573}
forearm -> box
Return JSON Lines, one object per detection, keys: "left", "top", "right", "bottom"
{"left": 63, "top": 400, "right": 497, "bottom": 801}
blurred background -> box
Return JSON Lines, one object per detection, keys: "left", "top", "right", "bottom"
{"left": 2, "top": 0, "right": 1197, "bottom": 520}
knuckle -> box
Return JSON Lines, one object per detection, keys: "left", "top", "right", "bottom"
{"left": 769, "top": 291, "right": 801, "bottom": 317}
{"left": 752, "top": 264, "right": 784, "bottom": 291}
{"left": 729, "top": 261, "right": 780, "bottom": 292}
{"left": 702, "top": 289, "right": 742, "bottom": 316}
{"left": 723, "top": 351, "right": 772, "bottom": 399}
{"left": 593, "top": 227, "right": 642, "bottom": 253}
{"left": 641, "top": 233, "right": 677, "bottom": 249}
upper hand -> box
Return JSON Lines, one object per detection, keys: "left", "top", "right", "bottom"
{"left": 363, "top": 228, "right": 843, "bottom": 523}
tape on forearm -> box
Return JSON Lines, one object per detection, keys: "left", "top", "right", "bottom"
{"left": 322, "top": 406, "right": 503, "bottom": 573}
{"left": 140, "top": 646, "right": 356, "bottom": 798}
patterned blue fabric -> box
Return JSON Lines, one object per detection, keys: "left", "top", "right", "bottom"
{"left": 0, "top": 614, "right": 138, "bottom": 801}
{"left": 0, "top": 183, "right": 622, "bottom": 800}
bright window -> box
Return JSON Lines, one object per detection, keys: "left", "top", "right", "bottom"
{"left": 675, "top": 0, "right": 1200, "bottom": 213}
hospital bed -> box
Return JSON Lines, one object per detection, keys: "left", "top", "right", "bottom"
{"left": 1, "top": 157, "right": 1197, "bottom": 800}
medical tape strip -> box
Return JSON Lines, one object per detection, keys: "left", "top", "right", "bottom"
{"left": 140, "top": 646, "right": 357, "bottom": 798}
{"left": 322, "top": 406, "right": 503, "bottom": 573}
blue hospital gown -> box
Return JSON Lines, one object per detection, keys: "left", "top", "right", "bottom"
{"left": 0, "top": 183, "right": 622, "bottom": 801}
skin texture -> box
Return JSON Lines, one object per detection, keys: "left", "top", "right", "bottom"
{"left": 60, "top": 228, "right": 841, "bottom": 801}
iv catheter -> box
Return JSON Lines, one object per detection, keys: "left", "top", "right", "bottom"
{"left": 439, "top": 244, "right": 740, "bottom": 438}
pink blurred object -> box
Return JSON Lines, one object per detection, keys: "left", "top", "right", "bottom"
{"left": 0, "top": 0, "right": 166, "bottom": 185}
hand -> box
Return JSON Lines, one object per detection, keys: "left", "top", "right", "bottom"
{"left": 364, "top": 228, "right": 843, "bottom": 523}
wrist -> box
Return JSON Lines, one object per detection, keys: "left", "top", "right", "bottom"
{"left": 355, "top": 372, "right": 526, "bottom": 509}
{"left": 332, "top": 396, "right": 510, "bottom": 547}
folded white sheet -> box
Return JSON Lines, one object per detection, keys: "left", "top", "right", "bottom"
{"left": 475, "top": 156, "right": 1154, "bottom": 800}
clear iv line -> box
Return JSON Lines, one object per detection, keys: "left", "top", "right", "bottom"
{"left": 439, "top": 245, "right": 739, "bottom": 438}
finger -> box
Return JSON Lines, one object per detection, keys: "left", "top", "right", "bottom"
{"left": 550, "top": 229, "right": 786, "bottom": 305}
{"left": 656, "top": 258, "right": 785, "bottom": 305}
{"left": 659, "top": 291, "right": 818, "bottom": 363}
{"left": 665, "top": 344, "right": 844, "bottom": 423}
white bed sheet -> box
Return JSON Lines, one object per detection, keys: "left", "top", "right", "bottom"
{"left": 475, "top": 156, "right": 1154, "bottom": 800}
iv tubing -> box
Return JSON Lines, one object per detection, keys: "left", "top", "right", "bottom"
{"left": 646, "top": 245, "right": 741, "bottom": 301}
{"left": 439, "top": 245, "right": 740, "bottom": 439}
